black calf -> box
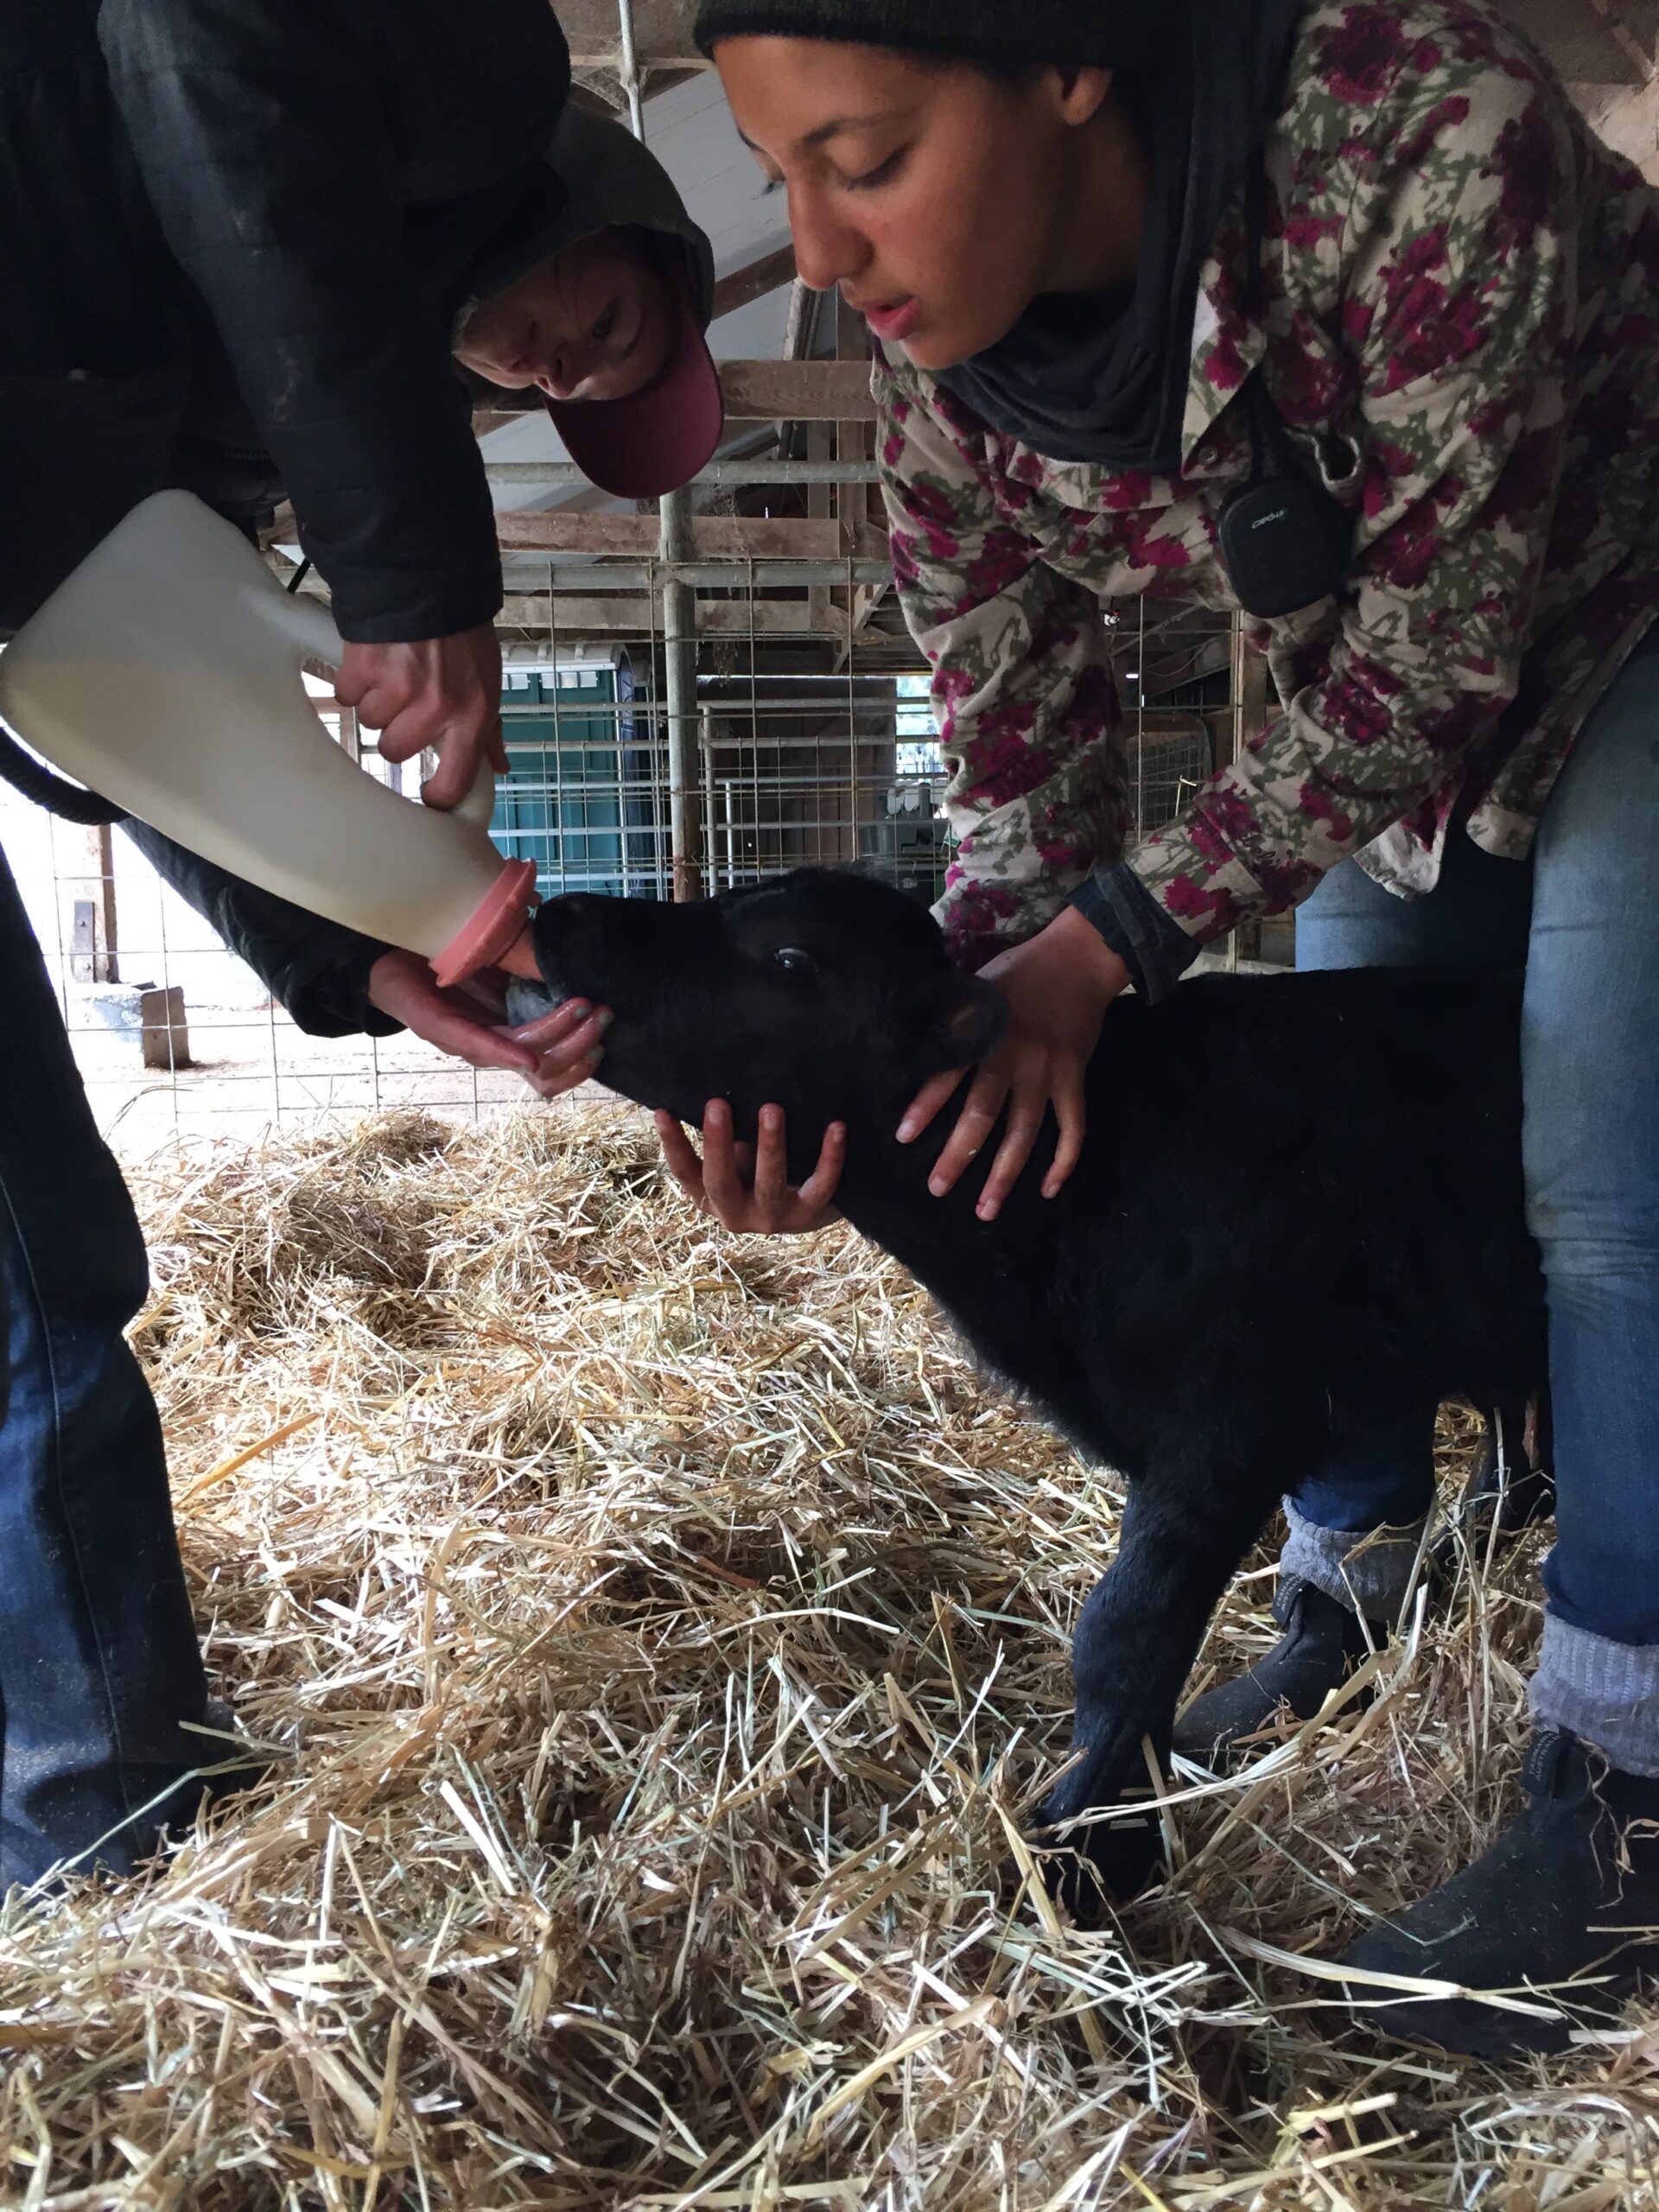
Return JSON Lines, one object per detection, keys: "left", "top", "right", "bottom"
{"left": 524, "top": 871, "right": 1547, "bottom": 1902}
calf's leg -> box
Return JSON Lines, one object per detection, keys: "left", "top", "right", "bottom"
{"left": 1038, "top": 1473, "right": 1274, "bottom": 1913}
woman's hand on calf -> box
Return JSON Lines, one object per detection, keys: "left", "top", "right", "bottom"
{"left": 655, "top": 1100, "right": 846, "bottom": 1234}
{"left": 897, "top": 906, "right": 1130, "bottom": 1223}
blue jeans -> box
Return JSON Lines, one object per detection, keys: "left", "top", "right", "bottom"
{"left": 0, "top": 847, "right": 207, "bottom": 1885}
{"left": 1295, "top": 640, "right": 1659, "bottom": 1651}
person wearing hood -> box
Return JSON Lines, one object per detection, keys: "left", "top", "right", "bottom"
{"left": 678, "top": 0, "right": 1659, "bottom": 2054}
{"left": 127, "top": 98, "right": 728, "bottom": 1099}
{"left": 4, "top": 0, "right": 723, "bottom": 794}
{"left": 0, "top": 1, "right": 723, "bottom": 1892}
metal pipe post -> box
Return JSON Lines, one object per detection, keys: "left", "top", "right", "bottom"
{"left": 613, "top": 0, "right": 646, "bottom": 137}
{"left": 659, "top": 488, "right": 703, "bottom": 899}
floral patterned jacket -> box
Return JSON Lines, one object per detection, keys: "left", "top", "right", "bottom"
{"left": 876, "top": 0, "right": 1659, "bottom": 975}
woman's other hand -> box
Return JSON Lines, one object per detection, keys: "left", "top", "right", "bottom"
{"left": 655, "top": 1099, "right": 846, "bottom": 1233}
{"left": 897, "top": 906, "right": 1130, "bottom": 1222}
{"left": 366, "top": 949, "right": 611, "bottom": 1096}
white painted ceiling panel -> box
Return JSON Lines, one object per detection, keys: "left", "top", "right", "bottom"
{"left": 637, "top": 69, "right": 791, "bottom": 282}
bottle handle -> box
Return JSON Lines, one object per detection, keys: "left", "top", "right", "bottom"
{"left": 270, "top": 590, "right": 344, "bottom": 672}
{"left": 454, "top": 769, "right": 499, "bottom": 831}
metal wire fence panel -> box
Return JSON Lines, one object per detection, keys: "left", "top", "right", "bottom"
{"left": 9, "top": 582, "right": 1252, "bottom": 1148}
{"left": 1128, "top": 724, "right": 1216, "bottom": 837}
{"left": 495, "top": 660, "right": 670, "bottom": 901}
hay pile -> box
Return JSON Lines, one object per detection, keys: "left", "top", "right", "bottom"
{"left": 2, "top": 1103, "right": 1656, "bottom": 2210}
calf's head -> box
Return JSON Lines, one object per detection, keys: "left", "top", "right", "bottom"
{"left": 522, "top": 871, "right": 1006, "bottom": 1162}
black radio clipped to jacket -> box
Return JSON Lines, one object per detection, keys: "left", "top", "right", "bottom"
{"left": 1217, "top": 162, "right": 1355, "bottom": 621}
{"left": 1217, "top": 378, "right": 1354, "bottom": 620}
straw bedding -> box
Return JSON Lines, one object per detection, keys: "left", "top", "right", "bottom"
{"left": 2, "top": 1103, "right": 1656, "bottom": 2210}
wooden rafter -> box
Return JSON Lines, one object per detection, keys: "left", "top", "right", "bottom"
{"left": 473, "top": 359, "right": 874, "bottom": 442}
{"left": 499, "top": 594, "right": 851, "bottom": 638}
{"left": 1577, "top": 0, "right": 1653, "bottom": 79}
{"left": 495, "top": 512, "right": 888, "bottom": 558}
{"left": 711, "top": 243, "right": 798, "bottom": 321}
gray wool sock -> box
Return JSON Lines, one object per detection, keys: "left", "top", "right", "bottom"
{"left": 1529, "top": 1616, "right": 1659, "bottom": 1778}
{"left": 1279, "top": 1497, "right": 1427, "bottom": 1623}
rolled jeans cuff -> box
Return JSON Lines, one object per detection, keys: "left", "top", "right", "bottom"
{"left": 1280, "top": 1496, "right": 1427, "bottom": 1622}
{"left": 1529, "top": 1616, "right": 1659, "bottom": 1778}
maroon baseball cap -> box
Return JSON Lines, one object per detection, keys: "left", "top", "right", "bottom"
{"left": 543, "top": 282, "right": 726, "bottom": 500}
{"left": 464, "top": 105, "right": 729, "bottom": 499}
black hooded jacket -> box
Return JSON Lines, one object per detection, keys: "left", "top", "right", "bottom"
{"left": 1, "top": 0, "right": 569, "bottom": 639}
{"left": 3, "top": 0, "right": 577, "bottom": 1039}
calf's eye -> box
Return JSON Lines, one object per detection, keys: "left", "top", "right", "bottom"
{"left": 772, "top": 946, "right": 818, "bottom": 979}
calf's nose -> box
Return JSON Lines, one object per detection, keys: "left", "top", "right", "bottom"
{"left": 504, "top": 977, "right": 565, "bottom": 1027}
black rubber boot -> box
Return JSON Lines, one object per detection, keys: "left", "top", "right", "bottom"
{"left": 1172, "top": 1577, "right": 1386, "bottom": 1768}
{"left": 1339, "top": 1732, "right": 1659, "bottom": 2056}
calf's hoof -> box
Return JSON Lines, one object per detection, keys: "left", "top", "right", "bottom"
{"left": 1034, "top": 1781, "right": 1166, "bottom": 1920}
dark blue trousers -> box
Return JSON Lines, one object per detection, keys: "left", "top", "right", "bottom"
{"left": 0, "top": 846, "right": 207, "bottom": 1885}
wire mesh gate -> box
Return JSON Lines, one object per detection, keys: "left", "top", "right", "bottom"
{"left": 490, "top": 637, "right": 950, "bottom": 907}
{"left": 487, "top": 575, "right": 1246, "bottom": 911}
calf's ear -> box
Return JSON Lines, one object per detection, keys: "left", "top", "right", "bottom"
{"left": 909, "top": 973, "right": 1007, "bottom": 1074}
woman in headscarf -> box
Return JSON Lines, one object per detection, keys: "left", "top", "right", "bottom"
{"left": 682, "top": 0, "right": 1659, "bottom": 2053}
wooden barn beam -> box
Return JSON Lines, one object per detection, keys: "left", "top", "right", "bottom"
{"left": 1576, "top": 0, "right": 1652, "bottom": 79}
{"left": 494, "top": 512, "right": 888, "bottom": 559}
{"left": 473, "top": 360, "right": 875, "bottom": 442}
{"left": 559, "top": 0, "right": 705, "bottom": 72}
{"left": 568, "top": 49, "right": 710, "bottom": 68}
{"left": 719, "top": 359, "right": 877, "bottom": 422}
{"left": 70, "top": 825, "right": 119, "bottom": 986}
{"left": 834, "top": 296, "right": 886, "bottom": 659}
{"left": 473, "top": 406, "right": 541, "bottom": 436}
{"left": 711, "top": 244, "right": 798, "bottom": 321}
{"left": 499, "top": 594, "right": 850, "bottom": 639}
